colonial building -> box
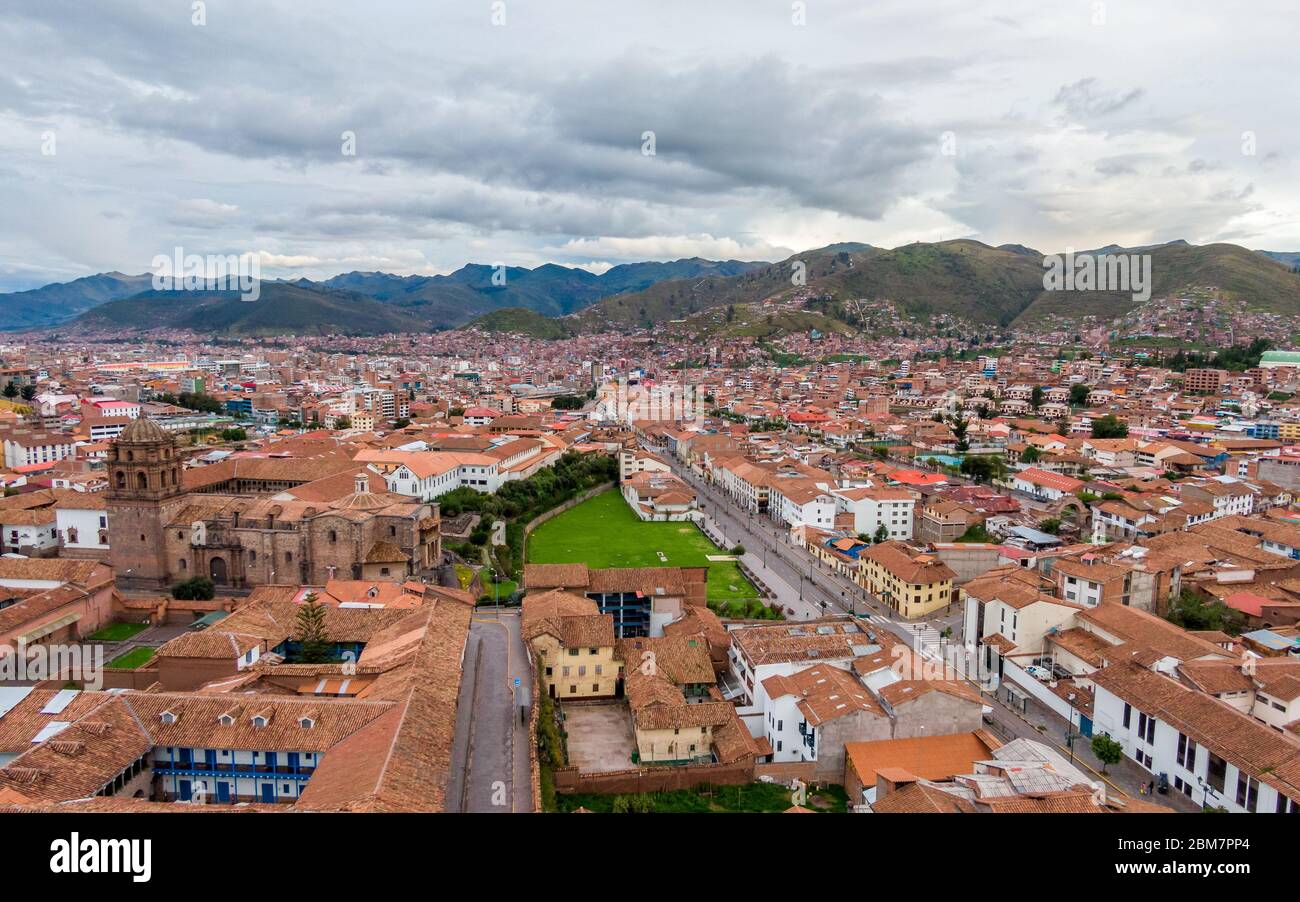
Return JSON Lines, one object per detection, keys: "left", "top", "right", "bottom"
{"left": 106, "top": 419, "right": 440, "bottom": 590}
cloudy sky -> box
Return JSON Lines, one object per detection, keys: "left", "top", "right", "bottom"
{"left": 0, "top": 0, "right": 1297, "bottom": 290}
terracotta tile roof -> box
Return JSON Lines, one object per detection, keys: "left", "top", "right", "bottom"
{"left": 1092, "top": 661, "right": 1300, "bottom": 804}
{"left": 845, "top": 732, "right": 996, "bottom": 786}
{"left": 616, "top": 635, "right": 715, "bottom": 685}
{"left": 763, "top": 664, "right": 883, "bottom": 724}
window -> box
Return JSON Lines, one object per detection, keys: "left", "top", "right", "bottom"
{"left": 591, "top": 684, "right": 599, "bottom": 693}
{"left": 1207, "top": 753, "right": 1227, "bottom": 794}
{"left": 284, "top": 552, "right": 292, "bottom": 562}
{"left": 1176, "top": 733, "right": 1197, "bottom": 769}
{"left": 1236, "top": 774, "right": 1259, "bottom": 812}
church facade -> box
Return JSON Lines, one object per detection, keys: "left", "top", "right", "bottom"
{"left": 106, "top": 419, "right": 440, "bottom": 590}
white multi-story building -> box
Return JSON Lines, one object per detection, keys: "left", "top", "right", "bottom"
{"left": 1, "top": 429, "right": 77, "bottom": 469}
{"left": 1092, "top": 662, "right": 1300, "bottom": 813}
{"left": 831, "top": 486, "right": 917, "bottom": 540}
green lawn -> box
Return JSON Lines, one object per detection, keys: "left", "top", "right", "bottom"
{"left": 107, "top": 646, "right": 157, "bottom": 669}
{"left": 527, "top": 490, "right": 758, "bottom": 601}
{"left": 556, "top": 782, "right": 848, "bottom": 813}
{"left": 483, "top": 577, "right": 518, "bottom": 599}
{"left": 86, "top": 621, "right": 149, "bottom": 642}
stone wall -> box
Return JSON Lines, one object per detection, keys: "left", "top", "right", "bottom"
{"left": 553, "top": 758, "right": 755, "bottom": 796}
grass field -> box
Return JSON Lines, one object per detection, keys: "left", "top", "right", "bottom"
{"left": 527, "top": 489, "right": 758, "bottom": 602}
{"left": 86, "top": 621, "right": 149, "bottom": 642}
{"left": 107, "top": 646, "right": 157, "bottom": 669}
{"left": 555, "top": 782, "right": 848, "bottom": 813}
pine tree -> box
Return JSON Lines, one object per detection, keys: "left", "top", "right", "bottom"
{"left": 295, "top": 592, "right": 330, "bottom": 663}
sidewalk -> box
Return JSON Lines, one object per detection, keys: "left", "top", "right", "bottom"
{"left": 990, "top": 687, "right": 1202, "bottom": 811}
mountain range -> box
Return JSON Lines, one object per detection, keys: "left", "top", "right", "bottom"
{"left": 565, "top": 239, "right": 1300, "bottom": 334}
{"left": 3, "top": 241, "right": 1299, "bottom": 337}
{"left": 0, "top": 258, "right": 764, "bottom": 335}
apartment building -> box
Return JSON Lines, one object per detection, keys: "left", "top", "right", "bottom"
{"left": 832, "top": 485, "right": 917, "bottom": 540}
{"left": 1, "top": 428, "right": 77, "bottom": 469}
{"left": 859, "top": 541, "right": 957, "bottom": 620}
{"left": 1092, "top": 662, "right": 1300, "bottom": 813}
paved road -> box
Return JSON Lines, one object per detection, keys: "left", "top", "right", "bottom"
{"left": 652, "top": 443, "right": 1186, "bottom": 810}
{"left": 446, "top": 611, "right": 533, "bottom": 813}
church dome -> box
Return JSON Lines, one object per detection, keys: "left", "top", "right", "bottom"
{"left": 329, "top": 471, "right": 391, "bottom": 512}
{"left": 118, "top": 417, "right": 170, "bottom": 444}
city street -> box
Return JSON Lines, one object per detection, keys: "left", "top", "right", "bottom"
{"left": 446, "top": 610, "right": 533, "bottom": 813}
{"left": 650, "top": 444, "right": 1185, "bottom": 810}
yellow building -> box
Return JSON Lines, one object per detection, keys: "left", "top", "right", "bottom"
{"left": 859, "top": 541, "right": 957, "bottom": 620}
{"left": 623, "top": 665, "right": 734, "bottom": 764}
{"left": 522, "top": 589, "right": 619, "bottom": 700}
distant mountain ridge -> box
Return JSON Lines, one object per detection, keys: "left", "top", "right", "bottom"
{"left": 0, "top": 272, "right": 155, "bottom": 330}
{"left": 1, "top": 257, "right": 767, "bottom": 332}
{"left": 573, "top": 239, "right": 1300, "bottom": 332}
{"left": 8, "top": 242, "right": 1300, "bottom": 337}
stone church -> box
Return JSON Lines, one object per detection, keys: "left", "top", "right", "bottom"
{"left": 106, "top": 418, "right": 441, "bottom": 590}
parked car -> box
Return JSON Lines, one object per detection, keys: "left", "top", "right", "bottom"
{"left": 1025, "top": 665, "right": 1051, "bottom": 682}
{"left": 1052, "top": 664, "right": 1072, "bottom": 680}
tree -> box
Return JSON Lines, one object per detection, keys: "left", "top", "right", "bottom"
{"left": 960, "top": 454, "right": 1005, "bottom": 484}
{"left": 19, "top": 384, "right": 36, "bottom": 401}
{"left": 1029, "top": 385, "right": 1044, "bottom": 410}
{"left": 176, "top": 391, "right": 223, "bottom": 414}
{"left": 947, "top": 414, "right": 970, "bottom": 453}
{"left": 1020, "top": 445, "right": 1041, "bottom": 464}
{"left": 1, "top": 382, "right": 16, "bottom": 399}
{"left": 1069, "top": 383, "right": 1091, "bottom": 407}
{"left": 956, "top": 523, "right": 993, "bottom": 543}
{"left": 1167, "top": 590, "right": 1246, "bottom": 635}
{"left": 730, "top": 544, "right": 746, "bottom": 557}
{"left": 1091, "top": 414, "right": 1129, "bottom": 439}
{"left": 551, "top": 395, "right": 584, "bottom": 411}
{"left": 295, "top": 592, "right": 331, "bottom": 663}
{"left": 391, "top": 418, "right": 411, "bottom": 429}
{"left": 872, "top": 524, "right": 889, "bottom": 544}
{"left": 1091, "top": 734, "right": 1124, "bottom": 774}
{"left": 1038, "top": 518, "right": 1061, "bottom": 535}
{"left": 219, "top": 427, "right": 247, "bottom": 442}
{"left": 333, "top": 416, "right": 352, "bottom": 430}
{"left": 171, "top": 576, "right": 215, "bottom": 600}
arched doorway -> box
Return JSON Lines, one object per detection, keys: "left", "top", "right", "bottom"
{"left": 209, "top": 557, "right": 229, "bottom": 584}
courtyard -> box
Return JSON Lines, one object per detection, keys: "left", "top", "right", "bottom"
{"left": 562, "top": 702, "right": 637, "bottom": 773}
